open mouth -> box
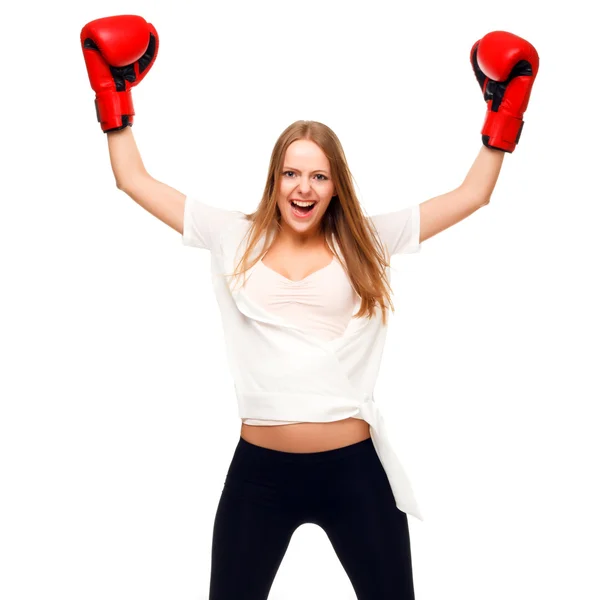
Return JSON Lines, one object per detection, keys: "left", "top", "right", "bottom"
{"left": 290, "top": 200, "right": 317, "bottom": 218}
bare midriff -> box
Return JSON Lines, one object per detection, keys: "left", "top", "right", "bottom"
{"left": 240, "top": 417, "right": 371, "bottom": 453}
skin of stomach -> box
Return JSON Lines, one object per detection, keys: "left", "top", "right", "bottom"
{"left": 240, "top": 417, "right": 371, "bottom": 453}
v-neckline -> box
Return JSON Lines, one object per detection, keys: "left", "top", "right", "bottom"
{"left": 259, "top": 256, "right": 336, "bottom": 283}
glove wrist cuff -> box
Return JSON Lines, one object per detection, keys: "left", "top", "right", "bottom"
{"left": 481, "top": 110, "right": 524, "bottom": 153}
{"left": 95, "top": 90, "right": 134, "bottom": 133}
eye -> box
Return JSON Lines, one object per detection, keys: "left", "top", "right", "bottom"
{"left": 282, "top": 171, "right": 328, "bottom": 180}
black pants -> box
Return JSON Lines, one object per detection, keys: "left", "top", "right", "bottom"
{"left": 209, "top": 435, "right": 415, "bottom": 599}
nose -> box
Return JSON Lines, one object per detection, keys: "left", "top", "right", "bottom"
{"left": 297, "top": 176, "right": 312, "bottom": 195}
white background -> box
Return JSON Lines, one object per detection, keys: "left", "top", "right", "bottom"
{"left": 1, "top": 1, "right": 598, "bottom": 599}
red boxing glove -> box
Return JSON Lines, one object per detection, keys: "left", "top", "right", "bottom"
{"left": 80, "top": 15, "right": 159, "bottom": 133}
{"left": 470, "top": 31, "right": 539, "bottom": 153}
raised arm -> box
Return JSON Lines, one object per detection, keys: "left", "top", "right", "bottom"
{"left": 419, "top": 146, "right": 504, "bottom": 244}
{"left": 81, "top": 14, "right": 186, "bottom": 235}
{"left": 108, "top": 127, "right": 186, "bottom": 235}
{"left": 419, "top": 31, "right": 538, "bottom": 244}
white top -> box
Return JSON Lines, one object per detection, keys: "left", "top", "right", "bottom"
{"left": 243, "top": 255, "right": 358, "bottom": 426}
{"left": 182, "top": 195, "right": 424, "bottom": 521}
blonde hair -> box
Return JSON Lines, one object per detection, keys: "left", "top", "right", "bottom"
{"left": 227, "top": 120, "right": 396, "bottom": 325}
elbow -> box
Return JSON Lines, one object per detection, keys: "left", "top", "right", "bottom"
{"left": 116, "top": 180, "right": 132, "bottom": 194}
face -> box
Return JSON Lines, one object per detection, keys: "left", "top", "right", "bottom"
{"left": 276, "top": 139, "right": 336, "bottom": 241}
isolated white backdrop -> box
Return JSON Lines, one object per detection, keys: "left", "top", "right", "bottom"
{"left": 1, "top": 1, "right": 598, "bottom": 599}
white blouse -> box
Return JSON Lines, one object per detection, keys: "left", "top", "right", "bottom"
{"left": 181, "top": 195, "right": 424, "bottom": 520}
{"left": 242, "top": 255, "right": 358, "bottom": 425}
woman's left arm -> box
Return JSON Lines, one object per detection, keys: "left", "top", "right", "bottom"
{"left": 419, "top": 145, "right": 504, "bottom": 244}
{"left": 418, "top": 30, "right": 539, "bottom": 245}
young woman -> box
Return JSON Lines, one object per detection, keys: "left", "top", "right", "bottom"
{"left": 82, "top": 15, "right": 538, "bottom": 600}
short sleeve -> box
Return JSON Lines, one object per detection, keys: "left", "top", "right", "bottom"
{"left": 369, "top": 205, "right": 421, "bottom": 256}
{"left": 182, "top": 195, "right": 242, "bottom": 252}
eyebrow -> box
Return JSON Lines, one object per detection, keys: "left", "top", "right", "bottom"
{"left": 282, "top": 166, "right": 330, "bottom": 175}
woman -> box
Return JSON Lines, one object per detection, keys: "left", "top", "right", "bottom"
{"left": 81, "top": 15, "right": 538, "bottom": 600}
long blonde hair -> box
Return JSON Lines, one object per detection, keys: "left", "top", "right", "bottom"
{"left": 228, "top": 120, "right": 396, "bottom": 325}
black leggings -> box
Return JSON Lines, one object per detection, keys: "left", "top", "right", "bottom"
{"left": 208, "top": 435, "right": 415, "bottom": 599}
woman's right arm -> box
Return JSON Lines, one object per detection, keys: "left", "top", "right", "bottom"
{"left": 108, "top": 127, "right": 186, "bottom": 235}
